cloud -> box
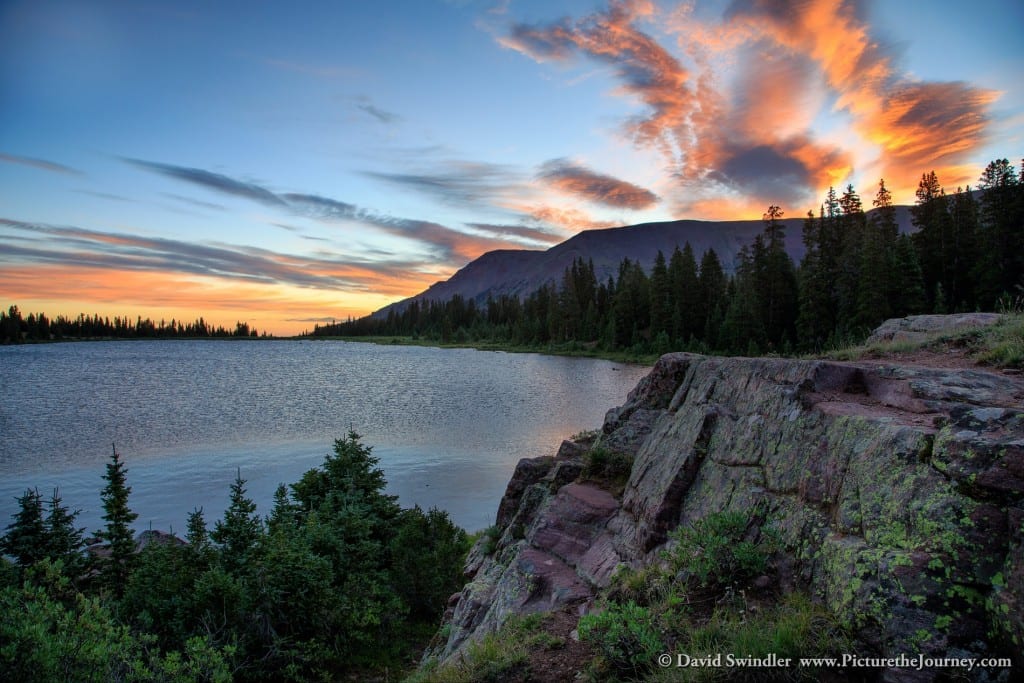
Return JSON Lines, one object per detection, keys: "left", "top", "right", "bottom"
{"left": 356, "top": 101, "right": 401, "bottom": 124}
{"left": 0, "top": 152, "right": 82, "bottom": 175}
{"left": 714, "top": 0, "right": 998, "bottom": 193}
{"left": 502, "top": 0, "right": 999, "bottom": 215}
{"left": 523, "top": 205, "right": 618, "bottom": 232}
{"left": 502, "top": 0, "right": 691, "bottom": 157}
{"left": 125, "top": 158, "right": 287, "bottom": 206}
{"left": 163, "top": 193, "right": 226, "bottom": 211}
{"left": 0, "top": 217, "right": 434, "bottom": 295}
{"left": 465, "top": 222, "right": 565, "bottom": 245}
{"left": 125, "top": 157, "right": 534, "bottom": 263}
{"left": 282, "top": 193, "right": 529, "bottom": 262}
{"left": 539, "top": 159, "right": 659, "bottom": 209}
{"left": 363, "top": 160, "right": 524, "bottom": 209}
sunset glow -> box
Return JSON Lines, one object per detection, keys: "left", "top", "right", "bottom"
{"left": 2, "top": 0, "right": 1020, "bottom": 334}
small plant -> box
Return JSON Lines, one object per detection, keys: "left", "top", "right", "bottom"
{"left": 479, "top": 525, "right": 501, "bottom": 556}
{"left": 578, "top": 601, "right": 664, "bottom": 679}
{"left": 665, "top": 508, "right": 778, "bottom": 590}
{"left": 583, "top": 446, "right": 634, "bottom": 483}
{"left": 570, "top": 428, "right": 600, "bottom": 442}
{"left": 409, "top": 613, "right": 563, "bottom": 683}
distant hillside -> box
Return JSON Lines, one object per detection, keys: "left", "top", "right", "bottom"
{"left": 374, "top": 206, "right": 913, "bottom": 318}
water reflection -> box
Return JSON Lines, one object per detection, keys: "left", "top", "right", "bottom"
{"left": 0, "top": 341, "right": 648, "bottom": 532}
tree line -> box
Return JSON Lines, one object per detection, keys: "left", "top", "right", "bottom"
{"left": 1, "top": 434, "right": 468, "bottom": 681}
{"left": 0, "top": 308, "right": 264, "bottom": 344}
{"left": 320, "top": 158, "right": 1023, "bottom": 355}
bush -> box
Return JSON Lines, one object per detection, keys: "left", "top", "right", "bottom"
{"left": 665, "top": 509, "right": 777, "bottom": 590}
{"left": 584, "top": 446, "right": 634, "bottom": 483}
{"left": 578, "top": 601, "right": 663, "bottom": 679}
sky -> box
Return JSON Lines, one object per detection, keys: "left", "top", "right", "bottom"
{"left": 1, "top": 0, "right": 1022, "bottom": 335}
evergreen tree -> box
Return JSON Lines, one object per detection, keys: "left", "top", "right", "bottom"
{"left": 975, "top": 158, "right": 1023, "bottom": 307}
{"left": 211, "top": 470, "right": 262, "bottom": 574}
{"left": 1, "top": 488, "right": 46, "bottom": 569}
{"left": 758, "top": 205, "right": 799, "bottom": 349}
{"left": 948, "top": 185, "right": 980, "bottom": 310}
{"left": 893, "top": 234, "right": 926, "bottom": 316}
{"left": 43, "top": 488, "right": 86, "bottom": 580}
{"left": 97, "top": 446, "right": 138, "bottom": 596}
{"left": 911, "top": 170, "right": 951, "bottom": 311}
{"left": 797, "top": 208, "right": 834, "bottom": 349}
{"left": 648, "top": 250, "right": 671, "bottom": 338}
{"left": 669, "top": 244, "right": 701, "bottom": 345}
{"left": 856, "top": 179, "right": 898, "bottom": 329}
{"left": 697, "top": 248, "right": 727, "bottom": 348}
{"left": 835, "top": 185, "right": 867, "bottom": 329}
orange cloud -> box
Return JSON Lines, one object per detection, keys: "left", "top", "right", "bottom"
{"left": 525, "top": 205, "right": 619, "bottom": 232}
{"left": 539, "top": 159, "right": 660, "bottom": 209}
{"left": 0, "top": 264, "right": 444, "bottom": 336}
{"left": 504, "top": 0, "right": 999, "bottom": 217}
{"left": 720, "top": 0, "right": 999, "bottom": 200}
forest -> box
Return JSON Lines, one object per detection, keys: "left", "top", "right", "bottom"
{"left": 320, "top": 158, "right": 1024, "bottom": 355}
{"left": 0, "top": 310, "right": 263, "bottom": 344}
{"left": 0, "top": 433, "right": 468, "bottom": 681}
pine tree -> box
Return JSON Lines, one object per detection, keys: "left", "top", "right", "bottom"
{"left": 759, "top": 205, "right": 798, "bottom": 349}
{"left": 856, "top": 179, "right": 898, "bottom": 329}
{"left": 975, "top": 158, "right": 1023, "bottom": 307}
{"left": 44, "top": 488, "right": 86, "bottom": 579}
{"left": 185, "top": 507, "right": 209, "bottom": 551}
{"left": 97, "top": 445, "right": 138, "bottom": 595}
{"left": 797, "top": 209, "right": 834, "bottom": 350}
{"left": 211, "top": 470, "right": 262, "bottom": 574}
{"left": 648, "top": 251, "right": 671, "bottom": 339}
{"left": 911, "top": 170, "right": 951, "bottom": 311}
{"left": 698, "top": 248, "right": 727, "bottom": 348}
{"left": 893, "top": 234, "right": 926, "bottom": 316}
{"left": 1, "top": 488, "right": 46, "bottom": 568}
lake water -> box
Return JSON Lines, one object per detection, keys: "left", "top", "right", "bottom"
{"left": 0, "top": 340, "right": 649, "bottom": 535}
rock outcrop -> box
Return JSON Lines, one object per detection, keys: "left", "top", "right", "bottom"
{"left": 865, "top": 313, "right": 1004, "bottom": 345}
{"left": 430, "top": 348, "right": 1024, "bottom": 681}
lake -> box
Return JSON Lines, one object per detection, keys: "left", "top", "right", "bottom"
{"left": 0, "top": 340, "right": 649, "bottom": 535}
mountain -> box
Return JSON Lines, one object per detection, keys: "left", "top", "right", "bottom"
{"left": 374, "top": 206, "right": 913, "bottom": 318}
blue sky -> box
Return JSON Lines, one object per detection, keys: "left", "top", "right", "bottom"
{"left": 1, "top": 0, "right": 1021, "bottom": 334}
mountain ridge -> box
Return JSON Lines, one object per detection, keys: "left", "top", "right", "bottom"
{"left": 373, "top": 206, "right": 913, "bottom": 319}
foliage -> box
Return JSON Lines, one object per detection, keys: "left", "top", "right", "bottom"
{"left": 0, "top": 559, "right": 233, "bottom": 682}
{"left": 409, "top": 613, "right": 562, "bottom": 683}
{"left": 578, "top": 601, "right": 663, "bottom": 679}
{"left": 583, "top": 446, "right": 634, "bottom": 486}
{"left": 97, "top": 445, "right": 139, "bottom": 597}
{"left": 647, "top": 594, "right": 850, "bottom": 683}
{"left": 1, "top": 432, "right": 471, "bottom": 682}
{"left": 665, "top": 509, "right": 778, "bottom": 590}
{"left": 307, "top": 155, "right": 1022, "bottom": 360}
{"left": 0, "top": 304, "right": 262, "bottom": 343}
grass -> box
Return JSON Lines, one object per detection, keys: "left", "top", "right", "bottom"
{"left": 819, "top": 313, "right": 1024, "bottom": 369}
{"left": 407, "top": 613, "right": 564, "bottom": 683}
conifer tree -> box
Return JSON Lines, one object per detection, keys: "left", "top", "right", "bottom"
{"left": 211, "top": 470, "right": 262, "bottom": 574}
{"left": 1, "top": 488, "right": 46, "bottom": 569}
{"left": 797, "top": 208, "right": 834, "bottom": 349}
{"left": 911, "top": 170, "right": 951, "bottom": 311}
{"left": 44, "top": 488, "right": 86, "bottom": 579}
{"left": 697, "top": 248, "right": 727, "bottom": 348}
{"left": 649, "top": 250, "right": 671, "bottom": 339}
{"left": 97, "top": 445, "right": 138, "bottom": 596}
{"left": 856, "top": 179, "right": 898, "bottom": 329}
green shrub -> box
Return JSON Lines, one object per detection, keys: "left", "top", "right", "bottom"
{"left": 584, "top": 446, "right": 634, "bottom": 483}
{"left": 578, "top": 601, "right": 664, "bottom": 679}
{"left": 409, "top": 613, "right": 561, "bottom": 683}
{"left": 665, "top": 509, "right": 777, "bottom": 589}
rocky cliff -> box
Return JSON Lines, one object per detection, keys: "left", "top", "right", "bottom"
{"left": 428, "top": 345, "right": 1024, "bottom": 681}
